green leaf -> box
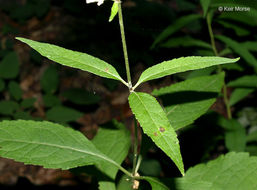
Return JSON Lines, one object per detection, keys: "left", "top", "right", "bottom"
{"left": 140, "top": 159, "right": 162, "bottom": 177}
{"left": 0, "top": 100, "right": 19, "bottom": 115}
{"left": 21, "top": 98, "right": 36, "bottom": 109}
{"left": 0, "top": 52, "right": 19, "bottom": 79}
{"left": 8, "top": 81, "right": 22, "bottom": 101}
{"left": 221, "top": 62, "right": 244, "bottom": 71}
{"left": 215, "top": 35, "right": 257, "bottom": 70}
{"left": 92, "top": 120, "right": 131, "bottom": 179}
{"left": 227, "top": 75, "right": 257, "bottom": 88}
{"left": 0, "top": 78, "right": 5, "bottom": 92}
{"left": 242, "top": 41, "right": 257, "bottom": 52}
{"left": 186, "top": 66, "right": 216, "bottom": 79}
{"left": 42, "top": 94, "right": 61, "bottom": 107}
{"left": 200, "top": 0, "right": 211, "bottom": 17}
{"left": 117, "top": 175, "right": 131, "bottom": 190}
{"left": 152, "top": 73, "right": 225, "bottom": 130}
{"left": 142, "top": 177, "right": 169, "bottom": 190}
{"left": 134, "top": 56, "right": 237, "bottom": 89}
{"left": 247, "top": 130, "right": 257, "bottom": 143}
{"left": 160, "top": 36, "right": 212, "bottom": 49}
{"left": 46, "top": 106, "right": 83, "bottom": 123}
{"left": 0, "top": 120, "right": 121, "bottom": 170}
{"left": 229, "top": 88, "right": 255, "bottom": 106}
{"left": 99, "top": 181, "right": 116, "bottom": 190}
{"left": 175, "top": 152, "right": 257, "bottom": 190}
{"left": 246, "top": 145, "right": 257, "bottom": 156}
{"left": 61, "top": 88, "right": 100, "bottom": 105}
{"left": 40, "top": 66, "right": 59, "bottom": 94}
{"left": 13, "top": 111, "right": 34, "bottom": 120}
{"left": 109, "top": 1, "right": 118, "bottom": 22}
{"left": 16, "top": 37, "right": 126, "bottom": 85}
{"left": 216, "top": 20, "right": 250, "bottom": 36}
{"left": 218, "top": 117, "right": 246, "bottom": 152}
{"left": 151, "top": 14, "right": 201, "bottom": 48}
{"left": 128, "top": 92, "right": 184, "bottom": 175}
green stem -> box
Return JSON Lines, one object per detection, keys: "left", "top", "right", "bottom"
{"left": 117, "top": 1, "right": 132, "bottom": 90}
{"left": 206, "top": 12, "right": 232, "bottom": 119}
{"left": 207, "top": 13, "right": 218, "bottom": 57}
{"left": 132, "top": 118, "right": 138, "bottom": 176}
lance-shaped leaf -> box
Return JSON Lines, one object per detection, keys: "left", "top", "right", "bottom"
{"left": 200, "top": 0, "right": 211, "bottom": 17}
{"left": 229, "top": 88, "right": 255, "bottom": 106}
{"left": 227, "top": 75, "right": 257, "bottom": 88}
{"left": 0, "top": 120, "right": 121, "bottom": 171}
{"left": 16, "top": 37, "right": 127, "bottom": 85}
{"left": 175, "top": 152, "right": 257, "bottom": 190}
{"left": 128, "top": 92, "right": 184, "bottom": 175}
{"left": 134, "top": 56, "right": 238, "bottom": 89}
{"left": 152, "top": 73, "right": 225, "bottom": 130}
{"left": 142, "top": 177, "right": 169, "bottom": 190}
{"left": 151, "top": 14, "right": 201, "bottom": 48}
{"left": 215, "top": 35, "right": 257, "bottom": 70}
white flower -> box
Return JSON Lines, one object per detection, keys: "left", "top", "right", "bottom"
{"left": 86, "top": 0, "right": 104, "bottom": 6}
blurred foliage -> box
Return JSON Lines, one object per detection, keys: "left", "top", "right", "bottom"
{"left": 0, "top": 0, "right": 257, "bottom": 189}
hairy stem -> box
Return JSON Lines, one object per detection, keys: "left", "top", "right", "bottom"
{"left": 207, "top": 12, "right": 232, "bottom": 119}
{"left": 117, "top": 1, "right": 132, "bottom": 90}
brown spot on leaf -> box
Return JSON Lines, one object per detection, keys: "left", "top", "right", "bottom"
{"left": 159, "top": 127, "right": 165, "bottom": 132}
{"left": 105, "top": 68, "right": 109, "bottom": 72}
{"left": 154, "top": 132, "right": 158, "bottom": 136}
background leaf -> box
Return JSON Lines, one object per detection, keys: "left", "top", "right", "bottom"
{"left": 0, "top": 52, "right": 19, "bottom": 79}
{"left": 229, "top": 88, "right": 255, "bottom": 106}
{"left": 40, "top": 65, "right": 59, "bottom": 94}
{"left": 21, "top": 98, "right": 36, "bottom": 109}
{"left": 151, "top": 14, "right": 201, "bottom": 48}
{"left": 215, "top": 35, "right": 257, "bottom": 70}
{"left": 61, "top": 88, "right": 100, "bottom": 105}
{"left": 0, "top": 120, "right": 121, "bottom": 170}
{"left": 175, "top": 152, "right": 257, "bottom": 190}
{"left": 46, "top": 106, "right": 83, "bottom": 123}
{"left": 0, "top": 100, "right": 19, "bottom": 115}
{"left": 159, "top": 36, "right": 212, "bottom": 49}
{"left": 8, "top": 81, "right": 22, "bottom": 101}
{"left": 42, "top": 94, "right": 61, "bottom": 107}
{"left": 128, "top": 92, "right": 184, "bottom": 175}
{"left": 135, "top": 56, "right": 238, "bottom": 88}
{"left": 16, "top": 37, "right": 126, "bottom": 84}
{"left": 227, "top": 75, "right": 257, "bottom": 88}
{"left": 218, "top": 117, "right": 246, "bottom": 152}
{"left": 92, "top": 120, "right": 131, "bottom": 179}
{"left": 0, "top": 79, "right": 5, "bottom": 92}
{"left": 200, "top": 0, "right": 211, "bottom": 17}
{"left": 152, "top": 73, "right": 225, "bottom": 130}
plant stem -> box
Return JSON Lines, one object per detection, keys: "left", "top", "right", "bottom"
{"left": 207, "top": 12, "right": 232, "bottom": 119}
{"left": 116, "top": 2, "right": 140, "bottom": 187}
{"left": 117, "top": 1, "right": 132, "bottom": 90}
{"left": 132, "top": 118, "right": 138, "bottom": 176}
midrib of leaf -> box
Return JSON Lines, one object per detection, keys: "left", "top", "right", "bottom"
{"left": 0, "top": 128, "right": 121, "bottom": 171}
{"left": 16, "top": 38, "right": 128, "bottom": 86}
{"left": 135, "top": 57, "right": 233, "bottom": 88}
{"left": 133, "top": 93, "right": 179, "bottom": 165}
{"left": 46, "top": 44, "right": 126, "bottom": 84}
